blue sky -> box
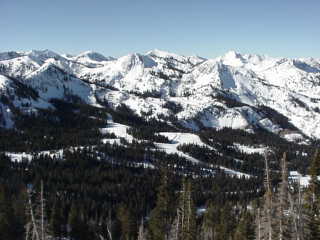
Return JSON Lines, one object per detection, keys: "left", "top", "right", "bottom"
{"left": 1, "top": 0, "right": 319, "bottom": 58}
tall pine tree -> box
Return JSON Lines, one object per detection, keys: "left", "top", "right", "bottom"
{"left": 148, "top": 169, "right": 175, "bottom": 240}
{"left": 304, "top": 149, "right": 320, "bottom": 240}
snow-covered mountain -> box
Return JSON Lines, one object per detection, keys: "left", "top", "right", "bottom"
{"left": 1, "top": 49, "right": 320, "bottom": 141}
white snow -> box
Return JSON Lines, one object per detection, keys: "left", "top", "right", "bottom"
{"left": 155, "top": 142, "right": 199, "bottom": 163}
{"left": 6, "top": 149, "right": 64, "bottom": 162}
{"left": 289, "top": 171, "right": 313, "bottom": 187}
{"left": 155, "top": 132, "right": 214, "bottom": 163}
{"left": 101, "top": 123, "right": 254, "bottom": 177}
{"left": 100, "top": 122, "right": 132, "bottom": 141}
{"left": 234, "top": 143, "right": 268, "bottom": 155}
{"left": 100, "top": 119, "right": 208, "bottom": 163}
{"left": 158, "top": 132, "right": 212, "bottom": 148}
{"left": 6, "top": 152, "right": 33, "bottom": 162}
{"left": 282, "top": 132, "right": 306, "bottom": 143}
{"left": 0, "top": 75, "right": 10, "bottom": 88}
{"left": 1, "top": 49, "right": 320, "bottom": 140}
{"left": 218, "top": 166, "right": 251, "bottom": 179}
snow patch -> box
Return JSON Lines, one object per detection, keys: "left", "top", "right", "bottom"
{"left": 234, "top": 143, "right": 268, "bottom": 155}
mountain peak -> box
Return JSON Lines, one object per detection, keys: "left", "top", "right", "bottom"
{"left": 224, "top": 50, "right": 241, "bottom": 58}
{"left": 147, "top": 49, "right": 184, "bottom": 59}
{"left": 221, "top": 50, "right": 245, "bottom": 67}
{"left": 1, "top": 48, "right": 320, "bottom": 139}
{"left": 27, "top": 49, "right": 60, "bottom": 58}
{"left": 75, "top": 51, "right": 114, "bottom": 62}
{"left": 0, "top": 51, "right": 22, "bottom": 61}
{"left": 26, "top": 49, "right": 63, "bottom": 63}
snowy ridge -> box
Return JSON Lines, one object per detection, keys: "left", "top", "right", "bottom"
{"left": 0, "top": 49, "right": 320, "bottom": 140}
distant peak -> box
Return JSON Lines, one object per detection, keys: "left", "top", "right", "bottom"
{"left": 147, "top": 49, "right": 183, "bottom": 59}
{"left": 25, "top": 49, "right": 63, "bottom": 63}
{"left": 76, "top": 51, "right": 114, "bottom": 62}
{"left": 0, "top": 51, "right": 22, "bottom": 61}
{"left": 224, "top": 50, "right": 242, "bottom": 59}
{"left": 221, "top": 50, "right": 246, "bottom": 67}
{"left": 78, "top": 50, "right": 100, "bottom": 56}
{"left": 148, "top": 49, "right": 170, "bottom": 55}
{"left": 61, "top": 53, "right": 74, "bottom": 58}
{"left": 28, "top": 49, "right": 59, "bottom": 56}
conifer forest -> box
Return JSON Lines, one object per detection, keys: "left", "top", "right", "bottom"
{"left": 0, "top": 100, "right": 319, "bottom": 240}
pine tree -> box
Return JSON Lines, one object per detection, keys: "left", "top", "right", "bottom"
{"left": 260, "top": 154, "right": 274, "bottom": 240}
{"left": 148, "top": 169, "right": 175, "bottom": 240}
{"left": 304, "top": 149, "right": 320, "bottom": 240}
{"left": 13, "top": 186, "right": 27, "bottom": 240}
{"left": 182, "top": 179, "right": 196, "bottom": 240}
{"left": 199, "top": 220, "right": 213, "bottom": 240}
{"left": 98, "top": 209, "right": 113, "bottom": 240}
{"left": 255, "top": 207, "right": 262, "bottom": 240}
{"left": 174, "top": 178, "right": 196, "bottom": 240}
{"left": 216, "top": 204, "right": 235, "bottom": 240}
{"left": 50, "top": 199, "right": 64, "bottom": 239}
{"left": 68, "top": 203, "right": 89, "bottom": 240}
{"left": 202, "top": 199, "right": 235, "bottom": 240}
{"left": 137, "top": 218, "right": 147, "bottom": 240}
{"left": 234, "top": 212, "right": 255, "bottom": 240}
{"left": 289, "top": 176, "right": 304, "bottom": 240}
{"left": 116, "top": 204, "right": 135, "bottom": 240}
{"left": 0, "top": 185, "right": 18, "bottom": 240}
{"left": 25, "top": 181, "right": 49, "bottom": 240}
{"left": 168, "top": 210, "right": 181, "bottom": 240}
{"left": 274, "top": 152, "right": 293, "bottom": 240}
{"left": 38, "top": 181, "right": 49, "bottom": 240}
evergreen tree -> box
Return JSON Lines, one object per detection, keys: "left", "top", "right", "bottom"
{"left": 216, "top": 204, "right": 234, "bottom": 240}
{"left": 12, "top": 186, "right": 27, "bottom": 240}
{"left": 234, "top": 212, "right": 255, "bottom": 240}
{"left": 255, "top": 206, "right": 262, "bottom": 240}
{"left": 68, "top": 203, "right": 90, "bottom": 240}
{"left": 304, "top": 150, "right": 320, "bottom": 240}
{"left": 274, "top": 152, "right": 293, "bottom": 240}
{"left": 25, "top": 181, "right": 50, "bottom": 240}
{"left": 289, "top": 176, "right": 304, "bottom": 240}
{"left": 175, "top": 178, "right": 196, "bottom": 240}
{"left": 260, "top": 154, "right": 274, "bottom": 240}
{"left": 50, "top": 199, "right": 64, "bottom": 239}
{"left": 148, "top": 169, "right": 175, "bottom": 240}
{"left": 201, "top": 202, "right": 216, "bottom": 240}
{"left": 0, "top": 185, "right": 18, "bottom": 240}
{"left": 137, "top": 218, "right": 147, "bottom": 240}
{"left": 116, "top": 204, "right": 135, "bottom": 240}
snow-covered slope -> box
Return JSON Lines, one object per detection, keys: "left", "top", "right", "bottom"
{"left": 1, "top": 49, "right": 320, "bottom": 140}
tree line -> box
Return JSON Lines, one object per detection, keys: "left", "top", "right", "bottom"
{"left": 0, "top": 148, "right": 320, "bottom": 239}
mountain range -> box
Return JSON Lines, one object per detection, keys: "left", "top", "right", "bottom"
{"left": 1, "top": 49, "right": 320, "bottom": 142}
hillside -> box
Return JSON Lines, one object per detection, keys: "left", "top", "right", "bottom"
{"left": 0, "top": 49, "right": 320, "bottom": 141}
{"left": 0, "top": 49, "right": 319, "bottom": 240}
